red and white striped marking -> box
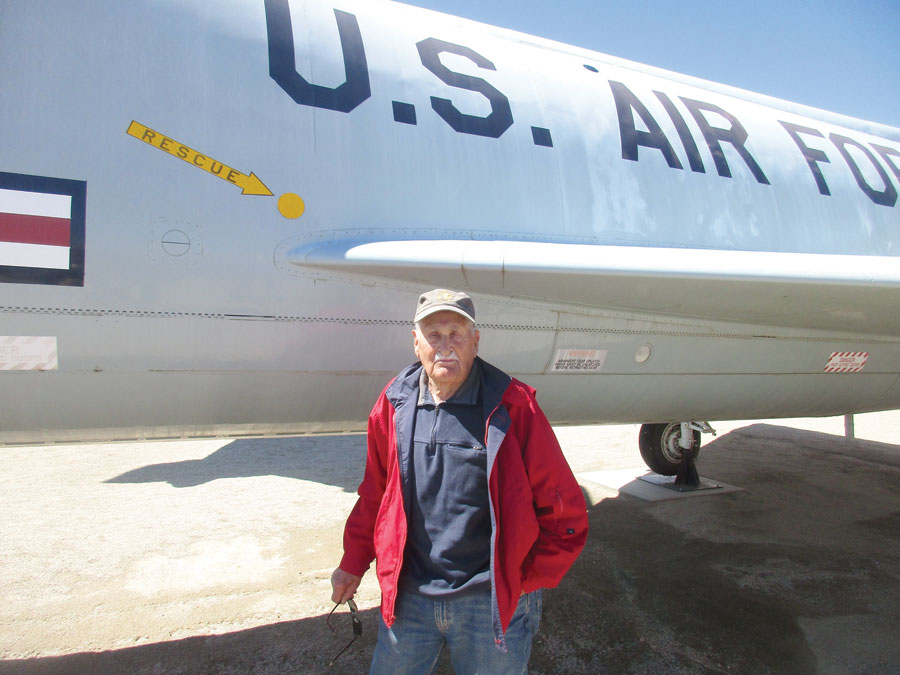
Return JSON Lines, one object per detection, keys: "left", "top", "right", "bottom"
{"left": 0, "top": 188, "right": 72, "bottom": 270}
{"left": 0, "top": 336, "right": 58, "bottom": 371}
{"left": 824, "top": 351, "right": 869, "bottom": 373}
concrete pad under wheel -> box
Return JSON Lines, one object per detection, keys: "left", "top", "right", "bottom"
{"left": 579, "top": 468, "right": 742, "bottom": 502}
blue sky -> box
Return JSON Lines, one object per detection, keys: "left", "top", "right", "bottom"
{"left": 401, "top": 0, "right": 900, "bottom": 129}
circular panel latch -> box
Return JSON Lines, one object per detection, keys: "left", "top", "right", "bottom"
{"left": 161, "top": 229, "right": 191, "bottom": 257}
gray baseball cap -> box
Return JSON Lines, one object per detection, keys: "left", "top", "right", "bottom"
{"left": 414, "top": 289, "right": 476, "bottom": 323}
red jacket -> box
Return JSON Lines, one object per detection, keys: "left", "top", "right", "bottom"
{"left": 339, "top": 358, "right": 588, "bottom": 649}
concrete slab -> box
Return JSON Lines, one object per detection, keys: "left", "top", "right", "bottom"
{"left": 579, "top": 468, "right": 742, "bottom": 502}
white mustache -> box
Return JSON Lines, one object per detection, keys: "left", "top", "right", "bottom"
{"left": 434, "top": 351, "right": 459, "bottom": 362}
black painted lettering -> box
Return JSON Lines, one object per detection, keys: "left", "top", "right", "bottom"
{"left": 159, "top": 137, "right": 172, "bottom": 152}
{"left": 193, "top": 154, "right": 206, "bottom": 168}
{"left": 141, "top": 129, "right": 156, "bottom": 142}
{"left": 830, "top": 134, "right": 897, "bottom": 207}
{"left": 265, "top": 0, "right": 370, "bottom": 113}
{"left": 779, "top": 121, "right": 831, "bottom": 196}
{"left": 392, "top": 101, "right": 417, "bottom": 125}
{"left": 871, "top": 144, "right": 900, "bottom": 187}
{"left": 654, "top": 91, "right": 705, "bottom": 173}
{"left": 531, "top": 126, "right": 553, "bottom": 148}
{"left": 680, "top": 98, "right": 770, "bottom": 184}
{"left": 609, "top": 81, "right": 681, "bottom": 168}
{"left": 226, "top": 169, "right": 239, "bottom": 184}
{"left": 176, "top": 145, "right": 189, "bottom": 159}
{"left": 210, "top": 161, "right": 224, "bottom": 175}
{"left": 416, "top": 38, "right": 513, "bottom": 139}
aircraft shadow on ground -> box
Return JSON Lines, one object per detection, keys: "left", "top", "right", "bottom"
{"left": 701, "top": 423, "right": 900, "bottom": 458}
{"left": 101, "top": 423, "right": 900, "bottom": 492}
{"left": 104, "top": 434, "right": 366, "bottom": 491}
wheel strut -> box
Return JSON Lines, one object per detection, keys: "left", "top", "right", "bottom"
{"left": 674, "top": 422, "right": 701, "bottom": 488}
{"left": 668, "top": 421, "right": 716, "bottom": 491}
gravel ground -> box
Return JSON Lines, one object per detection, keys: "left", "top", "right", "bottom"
{"left": 1, "top": 411, "right": 898, "bottom": 674}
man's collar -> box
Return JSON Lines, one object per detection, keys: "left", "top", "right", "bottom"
{"left": 417, "top": 368, "right": 430, "bottom": 406}
{"left": 417, "top": 361, "right": 481, "bottom": 407}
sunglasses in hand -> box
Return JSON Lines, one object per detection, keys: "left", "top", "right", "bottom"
{"left": 326, "top": 597, "right": 362, "bottom": 666}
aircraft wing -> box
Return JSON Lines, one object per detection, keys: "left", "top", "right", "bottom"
{"left": 288, "top": 239, "right": 900, "bottom": 336}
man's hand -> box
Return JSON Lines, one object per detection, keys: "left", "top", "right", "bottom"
{"left": 330, "top": 567, "right": 362, "bottom": 604}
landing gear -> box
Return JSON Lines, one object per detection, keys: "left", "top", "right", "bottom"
{"left": 638, "top": 421, "right": 717, "bottom": 485}
{"left": 639, "top": 422, "right": 698, "bottom": 476}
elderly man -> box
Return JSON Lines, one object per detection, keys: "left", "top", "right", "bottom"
{"left": 331, "top": 289, "right": 588, "bottom": 673}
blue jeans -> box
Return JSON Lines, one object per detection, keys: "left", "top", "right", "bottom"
{"left": 369, "top": 589, "right": 542, "bottom": 675}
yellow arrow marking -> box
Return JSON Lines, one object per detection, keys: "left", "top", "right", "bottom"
{"left": 126, "top": 120, "right": 273, "bottom": 196}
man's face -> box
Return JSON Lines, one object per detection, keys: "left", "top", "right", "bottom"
{"left": 413, "top": 311, "right": 480, "bottom": 390}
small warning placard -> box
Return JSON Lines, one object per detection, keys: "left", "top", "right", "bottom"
{"left": 551, "top": 349, "right": 607, "bottom": 372}
{"left": 824, "top": 351, "right": 868, "bottom": 373}
{"left": 0, "top": 336, "right": 58, "bottom": 370}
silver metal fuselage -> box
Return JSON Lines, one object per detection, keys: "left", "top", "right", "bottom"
{"left": 2, "top": 0, "right": 899, "bottom": 444}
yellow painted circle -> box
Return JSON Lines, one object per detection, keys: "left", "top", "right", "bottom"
{"left": 277, "top": 192, "right": 305, "bottom": 219}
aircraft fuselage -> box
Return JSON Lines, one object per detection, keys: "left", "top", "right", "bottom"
{"left": 2, "top": 0, "right": 898, "bottom": 444}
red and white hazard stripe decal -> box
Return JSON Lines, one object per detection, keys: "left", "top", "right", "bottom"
{"left": 0, "top": 188, "right": 72, "bottom": 270}
{"left": 824, "top": 351, "right": 869, "bottom": 373}
{"left": 0, "top": 336, "right": 59, "bottom": 371}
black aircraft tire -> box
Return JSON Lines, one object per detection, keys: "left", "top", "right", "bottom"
{"left": 638, "top": 423, "right": 702, "bottom": 476}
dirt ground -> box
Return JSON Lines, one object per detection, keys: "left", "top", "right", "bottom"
{"left": 1, "top": 411, "right": 899, "bottom": 674}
